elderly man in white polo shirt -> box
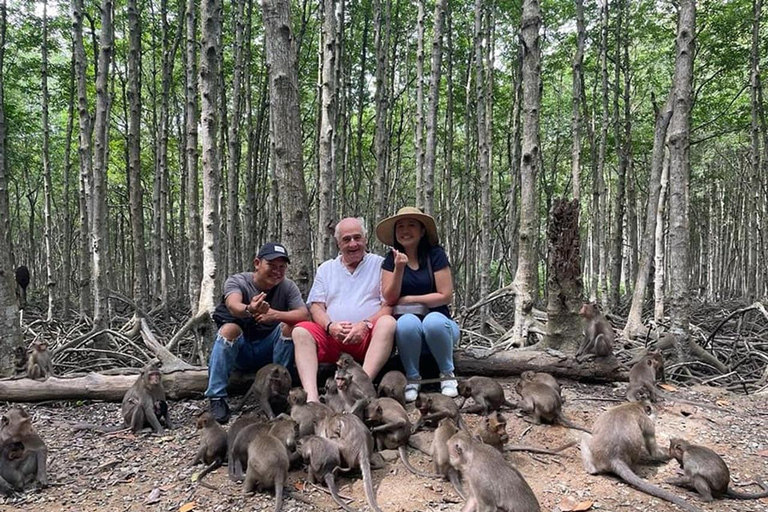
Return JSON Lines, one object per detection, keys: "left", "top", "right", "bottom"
{"left": 292, "top": 217, "right": 396, "bottom": 402}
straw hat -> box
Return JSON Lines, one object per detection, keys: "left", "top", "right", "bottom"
{"left": 375, "top": 206, "right": 439, "bottom": 246}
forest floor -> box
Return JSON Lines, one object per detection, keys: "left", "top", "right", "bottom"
{"left": 2, "top": 378, "right": 767, "bottom": 512}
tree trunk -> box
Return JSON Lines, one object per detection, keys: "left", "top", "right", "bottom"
{"left": 198, "top": 0, "right": 222, "bottom": 314}
{"left": 127, "top": 0, "right": 149, "bottom": 312}
{"left": 654, "top": 155, "right": 669, "bottom": 321}
{"left": 91, "top": 0, "right": 114, "bottom": 330}
{"left": 41, "top": 0, "right": 55, "bottom": 322}
{"left": 317, "top": 0, "right": 338, "bottom": 262}
{"left": 591, "top": 0, "right": 608, "bottom": 304}
{"left": 373, "top": 0, "right": 391, "bottom": 231}
{"left": 541, "top": 199, "right": 583, "bottom": 351}
{"left": 666, "top": 0, "right": 696, "bottom": 353}
{"left": 261, "top": 0, "right": 314, "bottom": 296}
{"left": 62, "top": 51, "right": 75, "bottom": 320}
{"left": 185, "top": 0, "right": 202, "bottom": 313}
{"left": 570, "top": 0, "right": 584, "bottom": 202}
{"left": 512, "top": 0, "right": 541, "bottom": 346}
{"left": 748, "top": 0, "right": 762, "bottom": 300}
{"left": 227, "top": 0, "right": 246, "bottom": 276}
{"left": 423, "top": 0, "right": 446, "bottom": 217}
{"left": 414, "top": 0, "right": 425, "bottom": 210}
{"left": 475, "top": 0, "right": 491, "bottom": 328}
{"left": 506, "top": 46, "right": 522, "bottom": 279}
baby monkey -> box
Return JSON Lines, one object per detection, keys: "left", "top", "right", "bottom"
{"left": 190, "top": 411, "right": 228, "bottom": 482}
{"left": 457, "top": 376, "right": 517, "bottom": 414}
{"left": 627, "top": 350, "right": 664, "bottom": 402}
{"left": 667, "top": 438, "right": 768, "bottom": 501}
{"left": 27, "top": 342, "right": 54, "bottom": 379}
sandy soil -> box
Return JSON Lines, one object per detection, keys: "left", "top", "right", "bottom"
{"left": 2, "top": 378, "right": 767, "bottom": 512}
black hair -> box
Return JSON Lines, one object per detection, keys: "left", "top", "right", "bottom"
{"left": 391, "top": 221, "right": 433, "bottom": 267}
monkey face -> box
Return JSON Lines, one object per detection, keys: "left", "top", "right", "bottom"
{"left": 146, "top": 371, "right": 162, "bottom": 386}
{"left": 457, "top": 381, "right": 471, "bottom": 397}
{"left": 288, "top": 388, "right": 307, "bottom": 406}
{"left": 668, "top": 438, "right": 688, "bottom": 463}
{"left": 336, "top": 353, "right": 354, "bottom": 369}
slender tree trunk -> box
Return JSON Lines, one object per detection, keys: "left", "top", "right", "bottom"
{"left": 127, "top": 0, "right": 149, "bottom": 312}
{"left": 443, "top": 7, "right": 454, "bottom": 257}
{"left": 623, "top": 0, "right": 637, "bottom": 291}
{"left": 261, "top": 0, "right": 314, "bottom": 296}
{"left": 227, "top": 0, "right": 246, "bottom": 275}
{"left": 592, "top": 0, "right": 608, "bottom": 304}
{"left": 748, "top": 0, "right": 762, "bottom": 299}
{"left": 414, "top": 0, "right": 425, "bottom": 209}
{"left": 423, "top": 0, "right": 446, "bottom": 216}
{"left": 317, "top": 0, "right": 338, "bottom": 262}
{"left": 507, "top": 46, "right": 522, "bottom": 279}
{"left": 198, "top": 0, "right": 222, "bottom": 314}
{"left": 666, "top": 0, "right": 696, "bottom": 352}
{"left": 654, "top": 155, "right": 669, "bottom": 321}
{"left": 62, "top": 51, "right": 75, "bottom": 319}
{"left": 373, "top": 0, "right": 391, "bottom": 228}
{"left": 570, "top": 0, "right": 584, "bottom": 202}
{"left": 242, "top": 0, "right": 256, "bottom": 263}
{"left": 475, "top": 0, "right": 491, "bottom": 326}
{"left": 41, "top": 0, "right": 55, "bottom": 322}
{"left": 185, "top": 0, "right": 202, "bottom": 312}
{"left": 512, "top": 0, "right": 541, "bottom": 346}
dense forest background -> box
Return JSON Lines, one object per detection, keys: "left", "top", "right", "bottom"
{"left": 0, "top": 0, "right": 766, "bottom": 371}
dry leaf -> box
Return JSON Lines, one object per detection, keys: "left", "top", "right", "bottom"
{"left": 758, "top": 450, "right": 768, "bottom": 458}
{"left": 144, "top": 488, "right": 162, "bottom": 505}
{"left": 715, "top": 400, "right": 730, "bottom": 407}
{"left": 659, "top": 383, "right": 677, "bottom": 392}
{"left": 179, "top": 502, "right": 196, "bottom": 512}
{"left": 558, "top": 496, "right": 594, "bottom": 511}
{"left": 293, "top": 481, "right": 305, "bottom": 491}
{"left": 572, "top": 501, "right": 594, "bottom": 511}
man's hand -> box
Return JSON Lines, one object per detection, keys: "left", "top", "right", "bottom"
{"left": 253, "top": 308, "right": 279, "bottom": 324}
{"left": 247, "top": 292, "right": 270, "bottom": 318}
{"left": 341, "top": 321, "right": 370, "bottom": 345}
{"left": 329, "top": 321, "right": 353, "bottom": 342}
{"left": 392, "top": 248, "right": 408, "bottom": 270}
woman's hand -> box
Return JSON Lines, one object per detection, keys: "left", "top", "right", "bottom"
{"left": 392, "top": 248, "right": 408, "bottom": 269}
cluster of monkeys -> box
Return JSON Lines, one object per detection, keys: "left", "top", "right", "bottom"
{"left": 2, "top": 303, "right": 767, "bottom": 512}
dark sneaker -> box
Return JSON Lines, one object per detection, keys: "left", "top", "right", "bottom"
{"left": 209, "top": 398, "right": 231, "bottom": 424}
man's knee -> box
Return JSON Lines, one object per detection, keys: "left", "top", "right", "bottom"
{"left": 292, "top": 326, "right": 317, "bottom": 347}
{"left": 375, "top": 314, "right": 397, "bottom": 333}
{"left": 219, "top": 323, "right": 242, "bottom": 341}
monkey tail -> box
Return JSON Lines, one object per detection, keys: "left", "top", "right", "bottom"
{"left": 273, "top": 473, "right": 284, "bottom": 512}
{"left": 324, "top": 473, "right": 359, "bottom": 512}
{"left": 502, "top": 399, "right": 519, "bottom": 410}
{"left": 397, "top": 446, "right": 442, "bottom": 478}
{"left": 505, "top": 440, "right": 577, "bottom": 455}
{"left": 556, "top": 414, "right": 592, "bottom": 434}
{"left": 447, "top": 469, "right": 467, "bottom": 500}
{"left": 360, "top": 453, "right": 384, "bottom": 512}
{"left": 195, "top": 459, "right": 223, "bottom": 482}
{"left": 725, "top": 485, "right": 768, "bottom": 500}
{"left": 71, "top": 423, "right": 126, "bottom": 433}
{"left": 611, "top": 459, "right": 702, "bottom": 512}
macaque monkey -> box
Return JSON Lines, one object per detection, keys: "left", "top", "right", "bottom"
{"left": 15, "top": 266, "right": 29, "bottom": 309}
{"left": 190, "top": 412, "right": 228, "bottom": 482}
{"left": 27, "top": 342, "right": 54, "bottom": 380}
{"left": 627, "top": 351, "right": 665, "bottom": 402}
{"left": 377, "top": 370, "right": 407, "bottom": 406}
{"left": 243, "top": 431, "right": 290, "bottom": 512}
{"left": 121, "top": 364, "right": 171, "bottom": 434}
{"left": 473, "top": 412, "right": 577, "bottom": 455}
{"left": 227, "top": 415, "right": 265, "bottom": 481}
{"left": 364, "top": 397, "right": 439, "bottom": 478}
{"left": 520, "top": 371, "right": 563, "bottom": 401}
{"left": 297, "top": 435, "right": 358, "bottom": 512}
{"left": 413, "top": 392, "right": 466, "bottom": 432}
{"left": 238, "top": 364, "right": 292, "bottom": 419}
{"left": 321, "top": 376, "right": 346, "bottom": 413}
{"left": 13, "top": 346, "right": 27, "bottom": 376}
{"left": 667, "top": 438, "right": 768, "bottom": 501}
{"left": 0, "top": 442, "right": 37, "bottom": 494}
{"left": 230, "top": 415, "right": 299, "bottom": 482}
{"left": 448, "top": 431, "right": 541, "bottom": 512}
{"left": 577, "top": 303, "right": 615, "bottom": 358}
{"left": 318, "top": 413, "right": 384, "bottom": 512}
{"left": 335, "top": 365, "right": 376, "bottom": 418}
{"left": 515, "top": 379, "right": 590, "bottom": 433}
{"left": 0, "top": 408, "right": 47, "bottom": 488}
{"left": 457, "top": 376, "right": 517, "bottom": 414}
{"left": 432, "top": 418, "right": 465, "bottom": 499}
{"left": 288, "top": 388, "right": 333, "bottom": 437}
{"left": 581, "top": 402, "right": 701, "bottom": 512}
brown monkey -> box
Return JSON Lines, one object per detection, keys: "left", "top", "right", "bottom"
{"left": 227, "top": 414, "right": 265, "bottom": 481}
{"left": 13, "top": 346, "right": 27, "bottom": 376}
{"left": 457, "top": 376, "right": 517, "bottom": 414}
{"left": 27, "top": 342, "right": 54, "bottom": 380}
{"left": 520, "top": 371, "right": 562, "bottom": 401}
{"left": 238, "top": 363, "right": 292, "bottom": 419}
{"left": 448, "top": 431, "right": 541, "bottom": 512}
{"left": 581, "top": 401, "right": 701, "bottom": 512}
{"left": 190, "top": 411, "right": 228, "bottom": 482}
{"left": 297, "top": 435, "right": 358, "bottom": 512}
{"left": 318, "top": 413, "right": 383, "bottom": 512}
{"left": 472, "top": 412, "right": 576, "bottom": 455}
{"left": 515, "top": 379, "right": 590, "bottom": 433}
{"left": 0, "top": 442, "right": 36, "bottom": 494}
{"left": 243, "top": 430, "right": 290, "bottom": 512}
{"left": 667, "top": 438, "right": 768, "bottom": 501}
{"left": 0, "top": 408, "right": 47, "bottom": 488}
{"left": 377, "top": 370, "right": 407, "bottom": 406}
{"left": 627, "top": 351, "right": 664, "bottom": 402}
{"left": 577, "top": 303, "right": 615, "bottom": 358}
{"left": 121, "top": 364, "right": 171, "bottom": 434}
{"left": 288, "top": 387, "right": 333, "bottom": 437}
{"left": 364, "top": 397, "right": 439, "bottom": 478}
{"left": 321, "top": 376, "right": 346, "bottom": 413}
{"left": 413, "top": 392, "right": 465, "bottom": 432}
{"left": 335, "top": 365, "right": 376, "bottom": 417}
{"left": 230, "top": 415, "right": 299, "bottom": 482}
{"left": 432, "top": 417, "right": 465, "bottom": 499}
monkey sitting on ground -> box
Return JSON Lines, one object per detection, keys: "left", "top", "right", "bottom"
{"left": 321, "top": 376, "right": 346, "bottom": 413}
{"left": 581, "top": 401, "right": 701, "bottom": 512}
{"left": 237, "top": 363, "right": 292, "bottom": 419}
{"left": 377, "top": 370, "right": 407, "bottom": 407}
{"left": 432, "top": 417, "right": 465, "bottom": 499}
{"left": 288, "top": 388, "right": 333, "bottom": 437}
{"left": 121, "top": 364, "right": 171, "bottom": 434}
{"left": 190, "top": 412, "right": 228, "bottom": 482}
{"left": 577, "top": 303, "right": 615, "bottom": 358}
{"left": 515, "top": 379, "right": 590, "bottom": 433}
{"left": 520, "top": 371, "right": 563, "bottom": 401}
{"left": 627, "top": 350, "right": 664, "bottom": 402}
{"left": 27, "top": 342, "right": 54, "bottom": 380}
{"left": 0, "top": 442, "right": 36, "bottom": 494}
{"left": 297, "top": 435, "right": 358, "bottom": 512}
{"left": 448, "top": 431, "right": 541, "bottom": 512}
{"left": 0, "top": 408, "right": 47, "bottom": 489}
{"left": 335, "top": 354, "right": 377, "bottom": 417}
{"left": 667, "top": 438, "right": 768, "bottom": 501}
{"left": 413, "top": 392, "right": 466, "bottom": 432}
{"left": 457, "top": 376, "right": 517, "bottom": 414}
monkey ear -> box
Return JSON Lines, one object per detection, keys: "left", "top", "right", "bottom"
{"left": 426, "top": 397, "right": 433, "bottom": 406}
{"left": 0, "top": 415, "right": 7, "bottom": 427}
{"left": 646, "top": 359, "right": 654, "bottom": 367}
{"left": 376, "top": 405, "right": 383, "bottom": 416}
{"left": 643, "top": 404, "right": 653, "bottom": 416}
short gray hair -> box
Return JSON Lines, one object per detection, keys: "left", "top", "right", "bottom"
{"left": 334, "top": 217, "right": 367, "bottom": 242}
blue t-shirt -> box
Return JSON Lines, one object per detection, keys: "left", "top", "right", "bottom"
{"left": 381, "top": 246, "right": 452, "bottom": 319}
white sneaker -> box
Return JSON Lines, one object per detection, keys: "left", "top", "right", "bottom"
{"left": 404, "top": 380, "right": 421, "bottom": 402}
{"left": 440, "top": 372, "right": 458, "bottom": 398}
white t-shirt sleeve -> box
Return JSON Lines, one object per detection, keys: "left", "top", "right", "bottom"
{"left": 307, "top": 261, "right": 328, "bottom": 305}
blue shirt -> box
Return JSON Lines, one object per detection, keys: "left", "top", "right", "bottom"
{"left": 382, "top": 246, "right": 452, "bottom": 319}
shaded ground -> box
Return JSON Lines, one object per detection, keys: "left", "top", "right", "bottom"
{"left": 2, "top": 378, "right": 767, "bottom": 512}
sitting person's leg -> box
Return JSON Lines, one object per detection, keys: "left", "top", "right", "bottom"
{"left": 293, "top": 322, "right": 325, "bottom": 402}
{"left": 395, "top": 313, "right": 425, "bottom": 402}
{"left": 422, "top": 312, "right": 460, "bottom": 397}
{"left": 236, "top": 325, "right": 293, "bottom": 371}
{"left": 362, "top": 315, "right": 396, "bottom": 380}
{"left": 204, "top": 323, "right": 244, "bottom": 423}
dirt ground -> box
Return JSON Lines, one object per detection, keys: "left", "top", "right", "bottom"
{"left": 2, "top": 378, "right": 767, "bottom": 512}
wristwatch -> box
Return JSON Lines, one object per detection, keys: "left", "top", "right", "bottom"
{"left": 362, "top": 319, "right": 373, "bottom": 331}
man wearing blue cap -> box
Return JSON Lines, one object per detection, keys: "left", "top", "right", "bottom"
{"left": 205, "top": 242, "right": 309, "bottom": 423}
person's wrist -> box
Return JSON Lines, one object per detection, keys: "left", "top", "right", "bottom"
{"left": 245, "top": 304, "right": 253, "bottom": 315}
{"left": 362, "top": 319, "right": 373, "bottom": 331}
{"left": 325, "top": 321, "right": 333, "bottom": 335}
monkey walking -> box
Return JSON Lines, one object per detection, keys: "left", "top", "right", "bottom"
{"left": 457, "top": 376, "right": 517, "bottom": 414}
{"left": 191, "top": 412, "right": 228, "bottom": 482}
{"left": 121, "top": 364, "right": 172, "bottom": 434}
{"left": 580, "top": 401, "right": 702, "bottom": 512}
{"left": 577, "top": 303, "right": 615, "bottom": 358}
{"left": 27, "top": 342, "right": 54, "bottom": 380}
{"left": 667, "top": 438, "right": 768, "bottom": 501}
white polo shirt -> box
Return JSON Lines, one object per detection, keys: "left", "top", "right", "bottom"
{"left": 307, "top": 253, "right": 384, "bottom": 323}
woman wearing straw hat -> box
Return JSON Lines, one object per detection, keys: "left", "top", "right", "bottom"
{"left": 376, "top": 207, "right": 460, "bottom": 402}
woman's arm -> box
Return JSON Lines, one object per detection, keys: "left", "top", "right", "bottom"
{"left": 399, "top": 266, "right": 453, "bottom": 307}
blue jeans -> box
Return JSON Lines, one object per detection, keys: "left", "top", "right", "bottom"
{"left": 204, "top": 325, "right": 294, "bottom": 398}
{"left": 395, "top": 312, "right": 460, "bottom": 380}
